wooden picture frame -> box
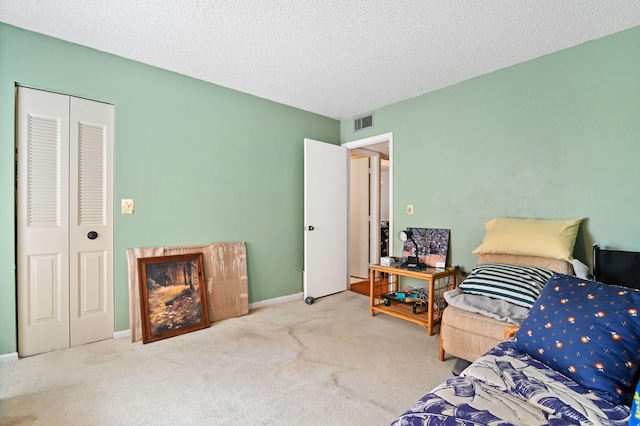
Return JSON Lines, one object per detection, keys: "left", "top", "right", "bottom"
{"left": 138, "top": 253, "right": 210, "bottom": 343}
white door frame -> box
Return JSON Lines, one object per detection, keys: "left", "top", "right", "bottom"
{"left": 343, "top": 132, "right": 394, "bottom": 261}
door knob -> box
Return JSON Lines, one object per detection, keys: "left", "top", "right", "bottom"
{"left": 87, "top": 231, "right": 98, "bottom": 240}
{"left": 307, "top": 226, "right": 315, "bottom": 231}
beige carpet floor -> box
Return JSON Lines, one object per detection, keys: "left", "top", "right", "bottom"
{"left": 0, "top": 291, "right": 456, "bottom": 426}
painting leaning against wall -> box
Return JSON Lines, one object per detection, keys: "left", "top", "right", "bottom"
{"left": 138, "top": 253, "right": 210, "bottom": 343}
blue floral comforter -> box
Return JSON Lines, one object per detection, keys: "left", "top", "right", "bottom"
{"left": 392, "top": 341, "right": 630, "bottom": 425}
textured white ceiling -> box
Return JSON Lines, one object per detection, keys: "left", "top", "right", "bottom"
{"left": 2, "top": 1, "right": 640, "bottom": 120}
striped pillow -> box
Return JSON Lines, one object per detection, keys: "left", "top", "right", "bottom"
{"left": 458, "top": 263, "right": 553, "bottom": 308}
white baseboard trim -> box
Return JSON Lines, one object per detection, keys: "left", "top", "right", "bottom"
{"left": 0, "top": 352, "right": 19, "bottom": 363}
{"left": 249, "top": 292, "right": 303, "bottom": 310}
{"left": 113, "top": 329, "right": 131, "bottom": 339}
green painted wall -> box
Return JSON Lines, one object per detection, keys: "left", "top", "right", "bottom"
{"left": 0, "top": 24, "right": 339, "bottom": 355}
{"left": 3, "top": 23, "right": 639, "bottom": 357}
{"left": 341, "top": 26, "right": 640, "bottom": 271}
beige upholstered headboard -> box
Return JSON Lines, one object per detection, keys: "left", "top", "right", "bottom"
{"left": 477, "top": 253, "right": 574, "bottom": 275}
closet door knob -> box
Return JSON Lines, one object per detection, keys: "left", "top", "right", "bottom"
{"left": 87, "top": 231, "right": 98, "bottom": 240}
{"left": 307, "top": 226, "right": 315, "bottom": 231}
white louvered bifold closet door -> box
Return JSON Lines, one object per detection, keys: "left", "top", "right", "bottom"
{"left": 69, "top": 96, "right": 114, "bottom": 348}
{"left": 17, "top": 87, "right": 113, "bottom": 357}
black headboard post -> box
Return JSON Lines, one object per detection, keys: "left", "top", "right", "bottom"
{"left": 592, "top": 244, "right": 640, "bottom": 290}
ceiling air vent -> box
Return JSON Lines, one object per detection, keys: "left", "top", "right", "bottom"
{"left": 354, "top": 114, "right": 373, "bottom": 131}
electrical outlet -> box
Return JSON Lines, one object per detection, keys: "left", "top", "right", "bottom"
{"left": 406, "top": 204, "right": 414, "bottom": 215}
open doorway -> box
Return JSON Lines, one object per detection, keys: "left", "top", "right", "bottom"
{"left": 343, "top": 133, "right": 393, "bottom": 296}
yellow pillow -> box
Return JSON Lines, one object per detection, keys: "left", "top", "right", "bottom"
{"left": 472, "top": 217, "right": 583, "bottom": 261}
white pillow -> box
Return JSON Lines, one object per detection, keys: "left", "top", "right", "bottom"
{"left": 571, "top": 258, "right": 590, "bottom": 279}
{"left": 458, "top": 263, "right": 554, "bottom": 309}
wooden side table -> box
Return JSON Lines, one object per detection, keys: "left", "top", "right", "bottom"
{"left": 369, "top": 264, "right": 456, "bottom": 336}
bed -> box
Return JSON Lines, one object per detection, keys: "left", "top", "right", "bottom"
{"left": 440, "top": 253, "right": 575, "bottom": 365}
{"left": 392, "top": 220, "right": 640, "bottom": 425}
{"left": 394, "top": 340, "right": 631, "bottom": 425}
{"left": 439, "top": 218, "right": 585, "bottom": 365}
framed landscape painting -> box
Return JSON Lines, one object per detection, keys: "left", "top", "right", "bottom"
{"left": 138, "top": 253, "right": 210, "bottom": 343}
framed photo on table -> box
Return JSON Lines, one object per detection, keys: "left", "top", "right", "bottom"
{"left": 138, "top": 253, "right": 210, "bottom": 343}
{"left": 401, "top": 228, "right": 450, "bottom": 268}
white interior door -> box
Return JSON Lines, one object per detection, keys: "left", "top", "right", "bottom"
{"left": 369, "top": 155, "right": 381, "bottom": 263}
{"left": 17, "top": 87, "right": 114, "bottom": 356}
{"left": 17, "top": 87, "right": 71, "bottom": 356}
{"left": 303, "top": 138, "right": 348, "bottom": 301}
{"left": 68, "top": 96, "right": 114, "bottom": 347}
{"left": 363, "top": 151, "right": 381, "bottom": 265}
{"left": 349, "top": 155, "right": 369, "bottom": 279}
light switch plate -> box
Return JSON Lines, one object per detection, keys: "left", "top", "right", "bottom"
{"left": 121, "top": 199, "right": 134, "bottom": 214}
{"left": 406, "top": 204, "right": 414, "bottom": 215}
